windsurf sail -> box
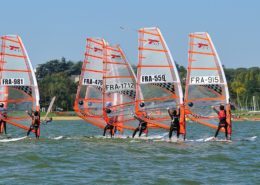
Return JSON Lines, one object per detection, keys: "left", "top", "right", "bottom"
{"left": 74, "top": 37, "right": 136, "bottom": 131}
{"left": 74, "top": 38, "right": 107, "bottom": 129}
{"left": 136, "top": 27, "right": 184, "bottom": 133}
{"left": 0, "top": 35, "right": 40, "bottom": 131}
{"left": 184, "top": 32, "right": 231, "bottom": 135}
{"left": 43, "top": 96, "right": 56, "bottom": 121}
{"left": 103, "top": 44, "right": 137, "bottom": 131}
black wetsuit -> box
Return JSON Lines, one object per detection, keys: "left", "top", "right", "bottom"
{"left": 168, "top": 111, "right": 180, "bottom": 139}
{"left": 214, "top": 109, "right": 228, "bottom": 139}
{"left": 27, "top": 114, "right": 40, "bottom": 138}
{"left": 103, "top": 124, "right": 114, "bottom": 137}
{"left": 132, "top": 115, "right": 147, "bottom": 138}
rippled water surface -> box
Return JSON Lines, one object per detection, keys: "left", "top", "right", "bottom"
{"left": 0, "top": 120, "right": 259, "bottom": 185}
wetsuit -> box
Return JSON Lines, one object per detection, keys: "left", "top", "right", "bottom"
{"left": 0, "top": 107, "right": 7, "bottom": 134}
{"left": 132, "top": 115, "right": 148, "bottom": 138}
{"left": 113, "top": 126, "right": 118, "bottom": 135}
{"left": 214, "top": 109, "right": 228, "bottom": 139}
{"left": 103, "top": 116, "right": 117, "bottom": 137}
{"left": 45, "top": 117, "right": 53, "bottom": 124}
{"left": 27, "top": 113, "right": 41, "bottom": 138}
{"left": 168, "top": 110, "right": 180, "bottom": 139}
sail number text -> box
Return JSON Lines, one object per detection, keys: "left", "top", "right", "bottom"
{"left": 190, "top": 76, "right": 220, "bottom": 84}
{"left": 106, "top": 83, "right": 134, "bottom": 91}
{"left": 83, "top": 78, "right": 103, "bottom": 86}
{"left": 1, "top": 78, "right": 24, "bottom": 85}
{"left": 141, "top": 74, "right": 166, "bottom": 83}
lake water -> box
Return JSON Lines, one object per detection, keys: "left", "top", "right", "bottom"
{"left": 0, "top": 120, "right": 259, "bottom": 185}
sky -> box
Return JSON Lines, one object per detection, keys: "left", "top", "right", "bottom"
{"left": 0, "top": 0, "right": 259, "bottom": 68}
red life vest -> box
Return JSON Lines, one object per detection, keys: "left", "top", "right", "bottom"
{"left": 218, "top": 110, "right": 226, "bottom": 120}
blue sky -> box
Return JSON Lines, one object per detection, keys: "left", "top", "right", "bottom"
{"left": 0, "top": 0, "right": 259, "bottom": 68}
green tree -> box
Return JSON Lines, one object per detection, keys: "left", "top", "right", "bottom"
{"left": 38, "top": 72, "right": 77, "bottom": 111}
{"left": 231, "top": 81, "right": 246, "bottom": 108}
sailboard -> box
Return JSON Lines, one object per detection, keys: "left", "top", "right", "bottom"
{"left": 0, "top": 35, "right": 40, "bottom": 131}
{"left": 0, "top": 136, "right": 27, "bottom": 142}
{"left": 74, "top": 38, "right": 136, "bottom": 131}
{"left": 184, "top": 32, "right": 232, "bottom": 135}
{"left": 136, "top": 27, "right": 185, "bottom": 135}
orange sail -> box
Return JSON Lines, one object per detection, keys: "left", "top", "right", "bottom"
{"left": 74, "top": 38, "right": 136, "bottom": 131}
{"left": 0, "top": 35, "right": 40, "bottom": 131}
{"left": 74, "top": 38, "right": 107, "bottom": 129}
{"left": 102, "top": 45, "right": 137, "bottom": 131}
{"left": 136, "top": 27, "right": 184, "bottom": 132}
{"left": 184, "top": 32, "right": 231, "bottom": 135}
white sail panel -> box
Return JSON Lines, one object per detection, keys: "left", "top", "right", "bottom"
{"left": 103, "top": 45, "right": 137, "bottom": 131}
{"left": 0, "top": 35, "right": 40, "bottom": 130}
{"left": 185, "top": 32, "right": 231, "bottom": 133}
{"left": 136, "top": 27, "right": 184, "bottom": 130}
{"left": 74, "top": 38, "right": 106, "bottom": 122}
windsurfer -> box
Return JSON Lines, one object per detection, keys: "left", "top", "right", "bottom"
{"left": 132, "top": 112, "right": 148, "bottom": 138}
{"left": 167, "top": 107, "right": 180, "bottom": 139}
{"left": 212, "top": 105, "right": 229, "bottom": 140}
{"left": 45, "top": 117, "right": 53, "bottom": 124}
{"left": 103, "top": 115, "right": 118, "bottom": 137}
{"left": 0, "top": 103, "right": 7, "bottom": 134}
{"left": 26, "top": 110, "right": 41, "bottom": 139}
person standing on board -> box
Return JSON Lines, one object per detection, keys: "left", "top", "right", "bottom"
{"left": 212, "top": 105, "right": 229, "bottom": 140}
{"left": 132, "top": 112, "right": 148, "bottom": 138}
{"left": 0, "top": 103, "right": 7, "bottom": 134}
{"left": 103, "top": 114, "right": 118, "bottom": 138}
{"left": 103, "top": 102, "right": 114, "bottom": 137}
{"left": 26, "top": 110, "right": 41, "bottom": 139}
{"left": 167, "top": 107, "right": 180, "bottom": 139}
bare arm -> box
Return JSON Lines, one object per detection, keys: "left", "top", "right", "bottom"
{"left": 212, "top": 107, "right": 219, "bottom": 114}
{"left": 26, "top": 111, "right": 33, "bottom": 118}
{"left": 133, "top": 114, "right": 145, "bottom": 122}
{"left": 177, "top": 108, "right": 180, "bottom": 117}
{"left": 167, "top": 109, "right": 171, "bottom": 116}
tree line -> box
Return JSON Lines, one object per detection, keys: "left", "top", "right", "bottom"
{"left": 36, "top": 58, "right": 260, "bottom": 111}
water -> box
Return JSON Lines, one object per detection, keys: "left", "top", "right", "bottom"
{"left": 0, "top": 121, "right": 259, "bottom": 185}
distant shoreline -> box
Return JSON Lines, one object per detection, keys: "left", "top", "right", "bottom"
{"left": 43, "top": 116, "right": 82, "bottom": 121}
{"left": 233, "top": 118, "right": 260, "bottom": 122}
